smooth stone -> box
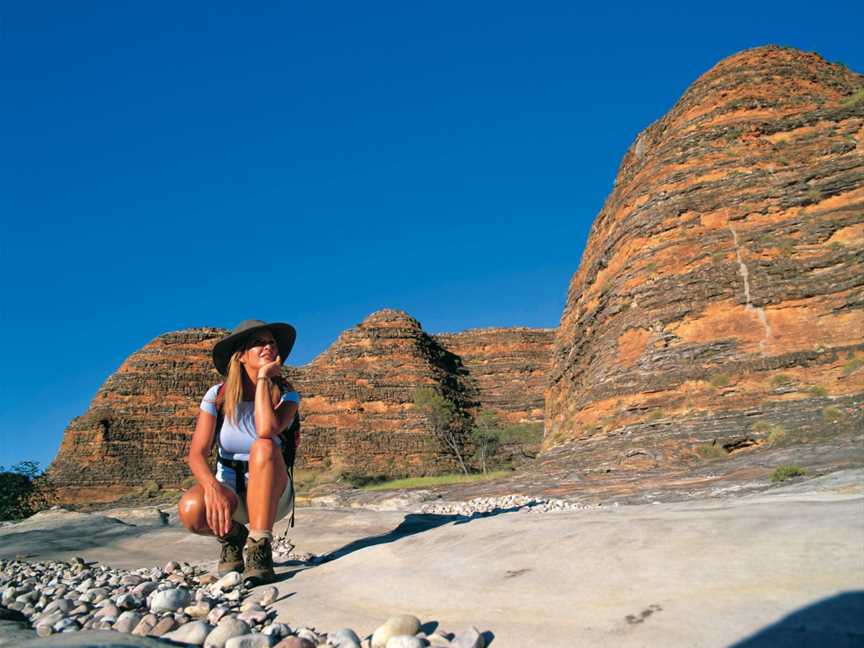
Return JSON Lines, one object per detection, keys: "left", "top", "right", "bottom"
{"left": 148, "top": 616, "right": 178, "bottom": 637}
{"left": 262, "top": 623, "right": 291, "bottom": 639}
{"left": 215, "top": 572, "right": 242, "bottom": 591}
{"left": 427, "top": 632, "right": 453, "bottom": 647}
{"left": 113, "top": 611, "right": 142, "bottom": 633}
{"left": 207, "top": 606, "right": 231, "bottom": 625}
{"left": 121, "top": 575, "right": 144, "bottom": 586}
{"left": 451, "top": 627, "right": 485, "bottom": 648}
{"left": 163, "top": 620, "right": 213, "bottom": 645}
{"left": 239, "top": 601, "right": 262, "bottom": 614}
{"left": 93, "top": 604, "right": 120, "bottom": 621}
{"left": 204, "top": 616, "right": 250, "bottom": 648}
{"left": 328, "top": 627, "right": 362, "bottom": 648}
{"left": 150, "top": 588, "right": 190, "bottom": 612}
{"left": 14, "top": 629, "right": 175, "bottom": 646}
{"left": 257, "top": 586, "right": 278, "bottom": 607}
{"left": 69, "top": 603, "right": 91, "bottom": 616}
{"left": 273, "top": 638, "right": 314, "bottom": 648}
{"left": 44, "top": 598, "right": 74, "bottom": 615}
{"left": 237, "top": 608, "right": 268, "bottom": 625}
{"left": 35, "top": 609, "right": 65, "bottom": 628}
{"left": 199, "top": 574, "right": 218, "bottom": 586}
{"left": 21, "top": 604, "right": 36, "bottom": 617}
{"left": 296, "top": 628, "right": 319, "bottom": 644}
{"left": 385, "top": 637, "right": 424, "bottom": 648}
{"left": 226, "top": 634, "right": 275, "bottom": 648}
{"left": 74, "top": 578, "right": 94, "bottom": 593}
{"left": 133, "top": 581, "right": 159, "bottom": 598}
{"left": 132, "top": 613, "right": 158, "bottom": 636}
{"left": 36, "top": 624, "right": 54, "bottom": 637}
{"left": 371, "top": 616, "right": 422, "bottom": 648}
{"left": 53, "top": 617, "right": 80, "bottom": 632}
{"left": 186, "top": 600, "right": 213, "bottom": 618}
{"left": 224, "top": 590, "right": 242, "bottom": 602}
{"left": 164, "top": 561, "right": 180, "bottom": 573}
{"left": 117, "top": 593, "right": 143, "bottom": 610}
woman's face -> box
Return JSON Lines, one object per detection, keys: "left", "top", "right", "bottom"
{"left": 239, "top": 330, "right": 279, "bottom": 372}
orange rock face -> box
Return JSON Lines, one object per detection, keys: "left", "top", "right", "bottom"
{"left": 49, "top": 311, "right": 554, "bottom": 503}
{"left": 433, "top": 328, "right": 554, "bottom": 424}
{"left": 546, "top": 46, "right": 864, "bottom": 468}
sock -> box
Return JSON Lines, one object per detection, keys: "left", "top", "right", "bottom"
{"left": 249, "top": 528, "right": 273, "bottom": 542}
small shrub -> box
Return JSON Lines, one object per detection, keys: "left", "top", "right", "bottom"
{"left": 842, "top": 358, "right": 864, "bottom": 377}
{"left": 338, "top": 472, "right": 391, "bottom": 488}
{"left": 725, "top": 127, "right": 743, "bottom": 141}
{"left": 752, "top": 421, "right": 787, "bottom": 446}
{"left": 141, "top": 480, "right": 160, "bottom": 498}
{"left": 697, "top": 442, "right": 728, "bottom": 460}
{"left": 709, "top": 373, "right": 732, "bottom": 388}
{"left": 771, "top": 465, "right": 806, "bottom": 482}
{"left": 822, "top": 406, "right": 844, "bottom": 423}
{"left": 842, "top": 89, "right": 864, "bottom": 108}
{"left": 776, "top": 239, "right": 796, "bottom": 258}
{"left": 808, "top": 385, "right": 829, "bottom": 397}
{"left": 805, "top": 187, "right": 823, "bottom": 204}
{"left": 771, "top": 374, "right": 793, "bottom": 388}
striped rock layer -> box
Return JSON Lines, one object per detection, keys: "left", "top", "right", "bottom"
{"left": 546, "top": 46, "right": 864, "bottom": 471}
{"left": 49, "top": 311, "right": 553, "bottom": 503}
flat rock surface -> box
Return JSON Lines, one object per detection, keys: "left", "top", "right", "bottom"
{"left": 2, "top": 470, "right": 863, "bottom": 647}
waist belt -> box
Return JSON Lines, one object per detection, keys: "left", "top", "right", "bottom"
{"left": 217, "top": 456, "right": 249, "bottom": 498}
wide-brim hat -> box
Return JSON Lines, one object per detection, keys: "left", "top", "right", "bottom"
{"left": 212, "top": 319, "right": 297, "bottom": 376}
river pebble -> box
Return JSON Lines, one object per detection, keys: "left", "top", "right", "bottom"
{"left": 0, "top": 550, "right": 486, "bottom": 648}
{"left": 163, "top": 619, "right": 214, "bottom": 644}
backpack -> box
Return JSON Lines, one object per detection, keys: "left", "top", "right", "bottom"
{"left": 212, "top": 380, "right": 299, "bottom": 527}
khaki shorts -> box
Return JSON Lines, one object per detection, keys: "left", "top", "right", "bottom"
{"left": 217, "top": 467, "right": 294, "bottom": 525}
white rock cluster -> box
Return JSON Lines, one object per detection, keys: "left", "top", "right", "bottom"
{"left": 419, "top": 494, "right": 594, "bottom": 516}
{"left": 0, "top": 558, "right": 484, "bottom": 647}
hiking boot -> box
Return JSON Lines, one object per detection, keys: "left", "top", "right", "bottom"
{"left": 243, "top": 536, "right": 276, "bottom": 586}
{"left": 217, "top": 521, "right": 248, "bottom": 576}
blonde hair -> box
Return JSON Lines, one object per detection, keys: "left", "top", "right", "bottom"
{"left": 221, "top": 350, "right": 283, "bottom": 423}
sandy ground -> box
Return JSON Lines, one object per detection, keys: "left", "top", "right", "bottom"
{"left": 2, "top": 470, "right": 863, "bottom": 647}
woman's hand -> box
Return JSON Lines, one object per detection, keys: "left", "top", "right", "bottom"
{"left": 203, "top": 482, "right": 234, "bottom": 537}
{"left": 257, "top": 355, "right": 282, "bottom": 380}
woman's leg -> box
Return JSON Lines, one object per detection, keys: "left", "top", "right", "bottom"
{"left": 246, "top": 438, "right": 288, "bottom": 532}
{"left": 178, "top": 483, "right": 240, "bottom": 536}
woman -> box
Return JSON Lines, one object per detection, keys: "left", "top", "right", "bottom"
{"left": 178, "top": 319, "right": 300, "bottom": 586}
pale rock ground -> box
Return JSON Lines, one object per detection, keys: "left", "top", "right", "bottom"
{"left": 2, "top": 470, "right": 863, "bottom": 647}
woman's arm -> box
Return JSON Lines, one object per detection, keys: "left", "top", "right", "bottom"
{"left": 254, "top": 356, "right": 298, "bottom": 438}
{"left": 188, "top": 392, "right": 234, "bottom": 536}
{"left": 187, "top": 410, "right": 220, "bottom": 489}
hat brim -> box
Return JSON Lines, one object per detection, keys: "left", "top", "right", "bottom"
{"left": 212, "top": 322, "right": 296, "bottom": 376}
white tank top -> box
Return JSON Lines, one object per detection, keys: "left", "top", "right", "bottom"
{"left": 199, "top": 384, "right": 300, "bottom": 462}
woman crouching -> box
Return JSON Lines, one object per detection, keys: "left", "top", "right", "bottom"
{"left": 178, "top": 320, "right": 300, "bottom": 586}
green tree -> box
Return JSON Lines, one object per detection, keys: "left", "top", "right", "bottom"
{"left": 472, "top": 409, "right": 502, "bottom": 474}
{"left": 414, "top": 386, "right": 468, "bottom": 475}
{"left": 0, "top": 461, "right": 51, "bottom": 521}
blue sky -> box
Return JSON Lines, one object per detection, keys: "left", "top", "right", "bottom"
{"left": 1, "top": 1, "right": 862, "bottom": 471}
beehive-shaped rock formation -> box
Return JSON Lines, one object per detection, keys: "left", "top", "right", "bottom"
{"left": 546, "top": 46, "right": 864, "bottom": 469}
{"left": 50, "top": 328, "right": 226, "bottom": 504}
{"left": 292, "top": 309, "right": 475, "bottom": 473}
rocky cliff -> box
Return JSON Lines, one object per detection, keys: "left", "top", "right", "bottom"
{"left": 546, "top": 46, "right": 864, "bottom": 471}
{"left": 433, "top": 328, "right": 554, "bottom": 424}
{"left": 49, "top": 312, "right": 554, "bottom": 502}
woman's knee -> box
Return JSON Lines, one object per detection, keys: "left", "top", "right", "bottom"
{"left": 249, "top": 438, "right": 280, "bottom": 465}
{"left": 178, "top": 486, "right": 209, "bottom": 534}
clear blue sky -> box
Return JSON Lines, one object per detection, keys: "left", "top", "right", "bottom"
{"left": 1, "top": 1, "right": 862, "bottom": 471}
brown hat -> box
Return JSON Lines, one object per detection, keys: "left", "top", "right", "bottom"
{"left": 212, "top": 319, "right": 297, "bottom": 376}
